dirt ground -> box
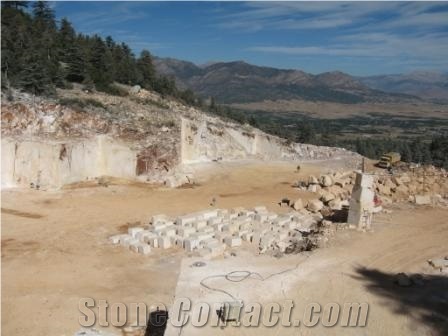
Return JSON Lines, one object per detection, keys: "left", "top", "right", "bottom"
{"left": 1, "top": 160, "right": 447, "bottom": 336}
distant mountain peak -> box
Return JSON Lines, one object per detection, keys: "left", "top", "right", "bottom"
{"left": 154, "top": 56, "right": 424, "bottom": 104}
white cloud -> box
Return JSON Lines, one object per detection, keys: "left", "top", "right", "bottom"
{"left": 248, "top": 30, "right": 448, "bottom": 67}
{"left": 216, "top": 2, "right": 447, "bottom": 32}
{"left": 240, "top": 2, "right": 448, "bottom": 70}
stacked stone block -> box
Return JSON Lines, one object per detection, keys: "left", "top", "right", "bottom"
{"left": 109, "top": 206, "right": 320, "bottom": 258}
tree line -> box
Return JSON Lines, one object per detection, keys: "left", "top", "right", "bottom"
{"left": 1, "top": 1, "right": 201, "bottom": 105}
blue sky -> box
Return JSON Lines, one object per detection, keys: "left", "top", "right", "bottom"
{"left": 53, "top": 1, "right": 448, "bottom": 76}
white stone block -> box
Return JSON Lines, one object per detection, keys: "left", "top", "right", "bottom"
{"left": 255, "top": 213, "right": 268, "bottom": 222}
{"left": 176, "top": 226, "right": 196, "bottom": 237}
{"left": 128, "top": 239, "right": 140, "bottom": 251}
{"left": 109, "top": 234, "right": 124, "bottom": 244}
{"left": 241, "top": 210, "right": 255, "bottom": 218}
{"left": 267, "top": 213, "right": 278, "bottom": 221}
{"left": 184, "top": 238, "right": 200, "bottom": 252}
{"left": 207, "top": 217, "right": 222, "bottom": 225}
{"left": 197, "top": 233, "right": 214, "bottom": 242}
{"left": 174, "top": 237, "right": 185, "bottom": 247}
{"left": 223, "top": 223, "right": 239, "bottom": 234}
{"left": 207, "top": 243, "right": 226, "bottom": 257}
{"left": 170, "top": 235, "right": 183, "bottom": 246}
{"left": 157, "top": 237, "right": 172, "bottom": 249}
{"left": 200, "top": 227, "right": 215, "bottom": 234}
{"left": 128, "top": 227, "right": 144, "bottom": 238}
{"left": 148, "top": 236, "right": 159, "bottom": 248}
{"left": 212, "top": 223, "right": 224, "bottom": 232}
{"left": 218, "top": 209, "right": 229, "bottom": 217}
{"left": 141, "top": 232, "right": 156, "bottom": 243}
{"left": 152, "top": 222, "right": 168, "bottom": 231}
{"left": 260, "top": 233, "right": 275, "bottom": 249}
{"left": 214, "top": 232, "right": 226, "bottom": 243}
{"left": 176, "top": 215, "right": 198, "bottom": 226}
{"left": 202, "top": 238, "right": 220, "bottom": 247}
{"left": 240, "top": 222, "right": 253, "bottom": 231}
{"left": 136, "top": 230, "right": 153, "bottom": 242}
{"left": 151, "top": 214, "right": 169, "bottom": 224}
{"left": 196, "top": 209, "right": 219, "bottom": 220}
{"left": 138, "top": 244, "right": 151, "bottom": 255}
{"left": 224, "top": 236, "right": 242, "bottom": 247}
{"left": 119, "top": 235, "right": 133, "bottom": 246}
{"left": 193, "top": 220, "right": 208, "bottom": 230}
{"left": 161, "top": 228, "right": 176, "bottom": 237}
{"left": 254, "top": 206, "right": 268, "bottom": 214}
{"left": 236, "top": 230, "right": 248, "bottom": 238}
{"left": 241, "top": 232, "right": 254, "bottom": 242}
{"left": 231, "top": 207, "right": 245, "bottom": 215}
{"left": 229, "top": 213, "right": 239, "bottom": 220}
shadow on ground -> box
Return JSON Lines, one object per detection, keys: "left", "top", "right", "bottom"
{"left": 353, "top": 267, "right": 448, "bottom": 336}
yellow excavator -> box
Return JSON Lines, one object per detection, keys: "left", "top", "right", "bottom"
{"left": 377, "top": 152, "right": 401, "bottom": 169}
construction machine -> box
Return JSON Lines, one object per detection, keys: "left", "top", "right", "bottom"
{"left": 377, "top": 152, "right": 401, "bottom": 169}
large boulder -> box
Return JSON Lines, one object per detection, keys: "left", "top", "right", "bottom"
{"left": 414, "top": 194, "right": 431, "bottom": 205}
{"left": 308, "top": 175, "right": 319, "bottom": 185}
{"left": 376, "top": 184, "right": 391, "bottom": 196}
{"left": 292, "top": 199, "right": 304, "bottom": 210}
{"left": 308, "top": 184, "right": 321, "bottom": 193}
{"left": 384, "top": 178, "right": 397, "bottom": 190}
{"left": 328, "top": 198, "right": 342, "bottom": 210}
{"left": 394, "top": 184, "right": 409, "bottom": 199}
{"left": 307, "top": 199, "right": 324, "bottom": 212}
{"left": 334, "top": 179, "right": 348, "bottom": 188}
{"left": 320, "top": 191, "right": 336, "bottom": 203}
{"left": 400, "top": 174, "right": 412, "bottom": 184}
{"left": 320, "top": 175, "right": 334, "bottom": 187}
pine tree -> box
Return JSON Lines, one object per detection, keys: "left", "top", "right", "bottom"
{"left": 2, "top": 6, "right": 28, "bottom": 86}
{"left": 32, "top": 1, "right": 61, "bottom": 86}
{"left": 18, "top": 52, "right": 53, "bottom": 94}
{"left": 1, "top": 1, "right": 28, "bottom": 9}
{"left": 87, "top": 35, "right": 113, "bottom": 90}
{"left": 136, "top": 50, "right": 156, "bottom": 89}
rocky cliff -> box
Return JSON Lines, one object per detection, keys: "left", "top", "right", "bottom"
{"left": 1, "top": 85, "right": 360, "bottom": 189}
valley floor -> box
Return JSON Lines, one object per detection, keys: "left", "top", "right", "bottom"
{"left": 1, "top": 160, "right": 447, "bottom": 335}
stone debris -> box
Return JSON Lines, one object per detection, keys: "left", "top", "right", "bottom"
{"left": 307, "top": 199, "right": 324, "bottom": 213}
{"left": 109, "top": 206, "right": 325, "bottom": 258}
{"left": 294, "top": 165, "right": 448, "bottom": 220}
{"left": 414, "top": 195, "right": 431, "bottom": 205}
{"left": 428, "top": 258, "right": 448, "bottom": 271}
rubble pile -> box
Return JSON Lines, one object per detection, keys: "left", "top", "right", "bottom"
{"left": 373, "top": 166, "right": 448, "bottom": 205}
{"left": 296, "top": 165, "right": 448, "bottom": 210}
{"left": 294, "top": 172, "right": 353, "bottom": 214}
{"left": 109, "top": 206, "right": 324, "bottom": 259}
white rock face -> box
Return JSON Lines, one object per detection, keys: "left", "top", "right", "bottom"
{"left": 1, "top": 135, "right": 136, "bottom": 189}
{"left": 180, "top": 117, "right": 359, "bottom": 164}
{"left": 1, "top": 89, "right": 361, "bottom": 189}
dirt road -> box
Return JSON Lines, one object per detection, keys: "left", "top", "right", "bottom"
{"left": 1, "top": 160, "right": 447, "bottom": 335}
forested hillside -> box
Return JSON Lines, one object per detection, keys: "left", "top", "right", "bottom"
{"left": 1, "top": 1, "right": 200, "bottom": 105}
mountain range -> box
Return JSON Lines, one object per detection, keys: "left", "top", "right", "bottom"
{"left": 154, "top": 57, "right": 447, "bottom": 104}
{"left": 358, "top": 71, "right": 448, "bottom": 101}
